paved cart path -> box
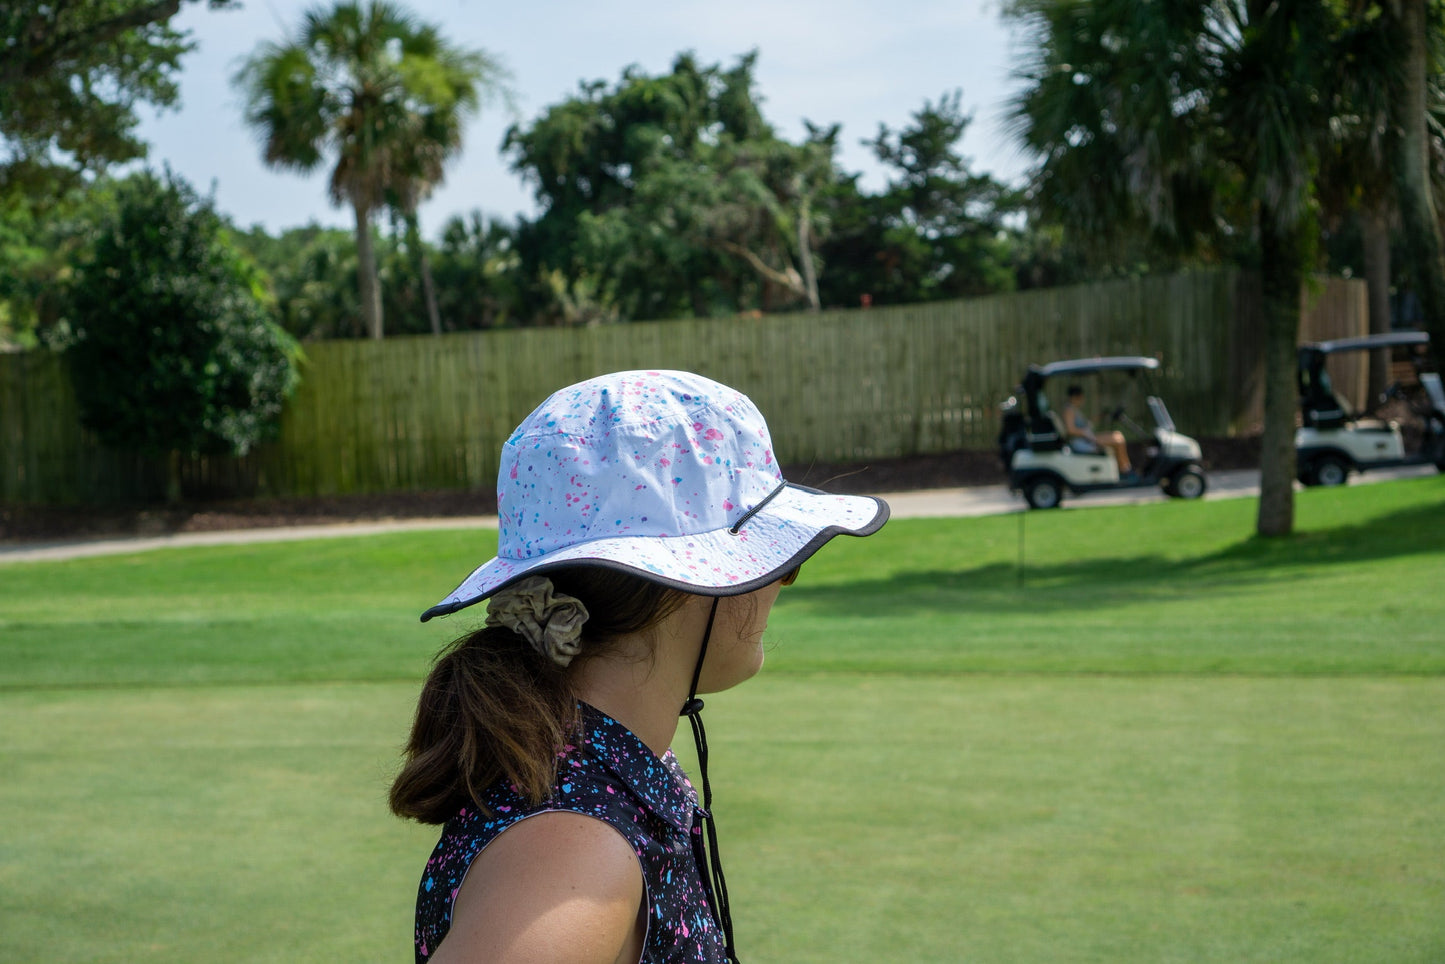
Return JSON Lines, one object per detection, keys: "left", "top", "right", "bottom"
{"left": 1, "top": 465, "right": 1435, "bottom": 565}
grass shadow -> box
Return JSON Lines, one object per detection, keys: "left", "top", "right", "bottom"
{"left": 1203, "top": 498, "right": 1445, "bottom": 569}
{"left": 786, "top": 497, "right": 1445, "bottom": 619}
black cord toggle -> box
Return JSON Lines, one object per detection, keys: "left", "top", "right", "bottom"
{"left": 681, "top": 697, "right": 705, "bottom": 717}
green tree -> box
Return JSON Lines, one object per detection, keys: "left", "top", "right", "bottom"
{"left": 1283, "top": 4, "right": 1445, "bottom": 395}
{"left": 236, "top": 214, "right": 522, "bottom": 339}
{"left": 65, "top": 171, "right": 300, "bottom": 502}
{"left": 234, "top": 223, "right": 364, "bottom": 340}
{"left": 701, "top": 120, "right": 843, "bottom": 311}
{"left": 1, "top": 1, "right": 237, "bottom": 346}
{"left": 505, "top": 52, "right": 843, "bottom": 320}
{"left": 819, "top": 92, "right": 1022, "bottom": 307}
{"left": 1008, "top": 0, "right": 1350, "bottom": 537}
{"left": 1317, "top": 7, "right": 1403, "bottom": 399}
{"left": 1386, "top": 0, "right": 1445, "bottom": 363}
{"left": 381, "top": 33, "right": 510, "bottom": 335}
{"left": 235, "top": 0, "right": 504, "bottom": 339}
{"left": 429, "top": 212, "right": 522, "bottom": 330}
{"left": 0, "top": 181, "right": 120, "bottom": 349}
{"left": 0, "top": 0, "right": 234, "bottom": 198}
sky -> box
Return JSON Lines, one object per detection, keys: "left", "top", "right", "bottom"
{"left": 135, "top": 0, "right": 1035, "bottom": 239}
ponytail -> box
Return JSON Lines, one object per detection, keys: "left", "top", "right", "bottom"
{"left": 389, "top": 568, "right": 690, "bottom": 824}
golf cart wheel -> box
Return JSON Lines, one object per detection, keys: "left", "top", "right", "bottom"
{"left": 1023, "top": 477, "right": 1063, "bottom": 510}
{"left": 1167, "top": 466, "right": 1207, "bottom": 500}
{"left": 1312, "top": 455, "right": 1349, "bottom": 487}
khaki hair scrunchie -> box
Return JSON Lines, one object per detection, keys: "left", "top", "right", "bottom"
{"left": 484, "top": 576, "right": 590, "bottom": 667}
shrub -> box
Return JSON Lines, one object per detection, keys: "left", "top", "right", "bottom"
{"left": 65, "top": 170, "right": 300, "bottom": 499}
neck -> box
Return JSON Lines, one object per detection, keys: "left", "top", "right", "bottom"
{"left": 570, "top": 595, "right": 713, "bottom": 756}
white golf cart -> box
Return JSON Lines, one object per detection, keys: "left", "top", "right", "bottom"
{"left": 998, "top": 356, "right": 1208, "bottom": 510}
{"left": 1296, "top": 331, "right": 1445, "bottom": 486}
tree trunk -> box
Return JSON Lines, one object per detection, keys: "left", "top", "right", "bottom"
{"left": 1393, "top": 0, "right": 1445, "bottom": 362}
{"left": 797, "top": 195, "right": 820, "bottom": 312}
{"left": 420, "top": 247, "right": 442, "bottom": 335}
{"left": 1361, "top": 203, "right": 1392, "bottom": 401}
{"left": 353, "top": 199, "right": 384, "bottom": 340}
{"left": 718, "top": 240, "right": 808, "bottom": 304}
{"left": 404, "top": 208, "right": 443, "bottom": 335}
{"left": 1255, "top": 210, "right": 1301, "bottom": 538}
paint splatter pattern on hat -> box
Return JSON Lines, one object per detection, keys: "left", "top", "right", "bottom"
{"left": 498, "top": 373, "right": 781, "bottom": 560}
{"left": 422, "top": 370, "right": 889, "bottom": 620}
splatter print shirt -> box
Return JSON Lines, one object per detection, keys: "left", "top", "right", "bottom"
{"left": 413, "top": 704, "right": 726, "bottom": 963}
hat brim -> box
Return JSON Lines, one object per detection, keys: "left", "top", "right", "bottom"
{"left": 420, "top": 483, "right": 889, "bottom": 622}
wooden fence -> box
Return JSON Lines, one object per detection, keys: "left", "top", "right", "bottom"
{"left": 0, "top": 268, "right": 1364, "bottom": 506}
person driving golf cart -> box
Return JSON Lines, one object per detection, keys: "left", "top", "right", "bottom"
{"left": 1062, "top": 383, "right": 1135, "bottom": 479}
{"left": 998, "top": 356, "right": 1207, "bottom": 509}
{"left": 1296, "top": 331, "right": 1445, "bottom": 485}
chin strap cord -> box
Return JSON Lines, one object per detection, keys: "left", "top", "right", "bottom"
{"left": 681, "top": 597, "right": 740, "bottom": 963}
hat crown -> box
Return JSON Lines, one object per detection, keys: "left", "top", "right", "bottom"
{"left": 497, "top": 371, "right": 782, "bottom": 560}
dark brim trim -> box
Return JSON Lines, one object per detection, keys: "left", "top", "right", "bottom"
{"left": 419, "top": 486, "right": 889, "bottom": 622}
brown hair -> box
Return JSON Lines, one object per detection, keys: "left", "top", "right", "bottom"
{"left": 389, "top": 567, "right": 691, "bottom": 824}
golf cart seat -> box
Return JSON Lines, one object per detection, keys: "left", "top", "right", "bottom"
{"left": 1301, "top": 391, "right": 1348, "bottom": 430}
{"left": 1025, "top": 395, "right": 1067, "bottom": 451}
{"left": 1335, "top": 391, "right": 1394, "bottom": 431}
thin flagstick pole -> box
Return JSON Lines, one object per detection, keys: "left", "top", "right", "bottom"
{"left": 1017, "top": 509, "right": 1026, "bottom": 588}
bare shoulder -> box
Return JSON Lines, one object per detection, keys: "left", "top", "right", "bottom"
{"left": 428, "top": 810, "right": 645, "bottom": 964}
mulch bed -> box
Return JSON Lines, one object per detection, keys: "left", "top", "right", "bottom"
{"left": 0, "top": 438, "right": 1261, "bottom": 544}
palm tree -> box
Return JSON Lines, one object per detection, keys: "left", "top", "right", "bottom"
{"left": 1320, "top": 8, "right": 1402, "bottom": 400}
{"left": 384, "top": 33, "right": 510, "bottom": 335}
{"left": 236, "top": 0, "right": 504, "bottom": 339}
{"left": 1006, "top": 0, "right": 1344, "bottom": 537}
{"left": 1387, "top": 0, "right": 1445, "bottom": 361}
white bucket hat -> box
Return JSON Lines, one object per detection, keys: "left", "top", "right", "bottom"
{"left": 421, "top": 369, "right": 889, "bottom": 621}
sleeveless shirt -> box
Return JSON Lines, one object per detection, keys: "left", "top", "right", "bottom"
{"left": 412, "top": 704, "right": 727, "bottom": 963}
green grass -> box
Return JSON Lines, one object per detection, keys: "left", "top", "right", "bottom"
{"left": 2, "top": 477, "right": 1444, "bottom": 962}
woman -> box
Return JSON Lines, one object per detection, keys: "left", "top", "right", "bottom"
{"left": 390, "top": 370, "right": 889, "bottom": 964}
{"left": 1061, "top": 383, "right": 1134, "bottom": 478}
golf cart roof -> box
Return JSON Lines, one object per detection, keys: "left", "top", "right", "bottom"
{"left": 1033, "top": 356, "right": 1161, "bottom": 378}
{"left": 1303, "top": 331, "right": 1429, "bottom": 354}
